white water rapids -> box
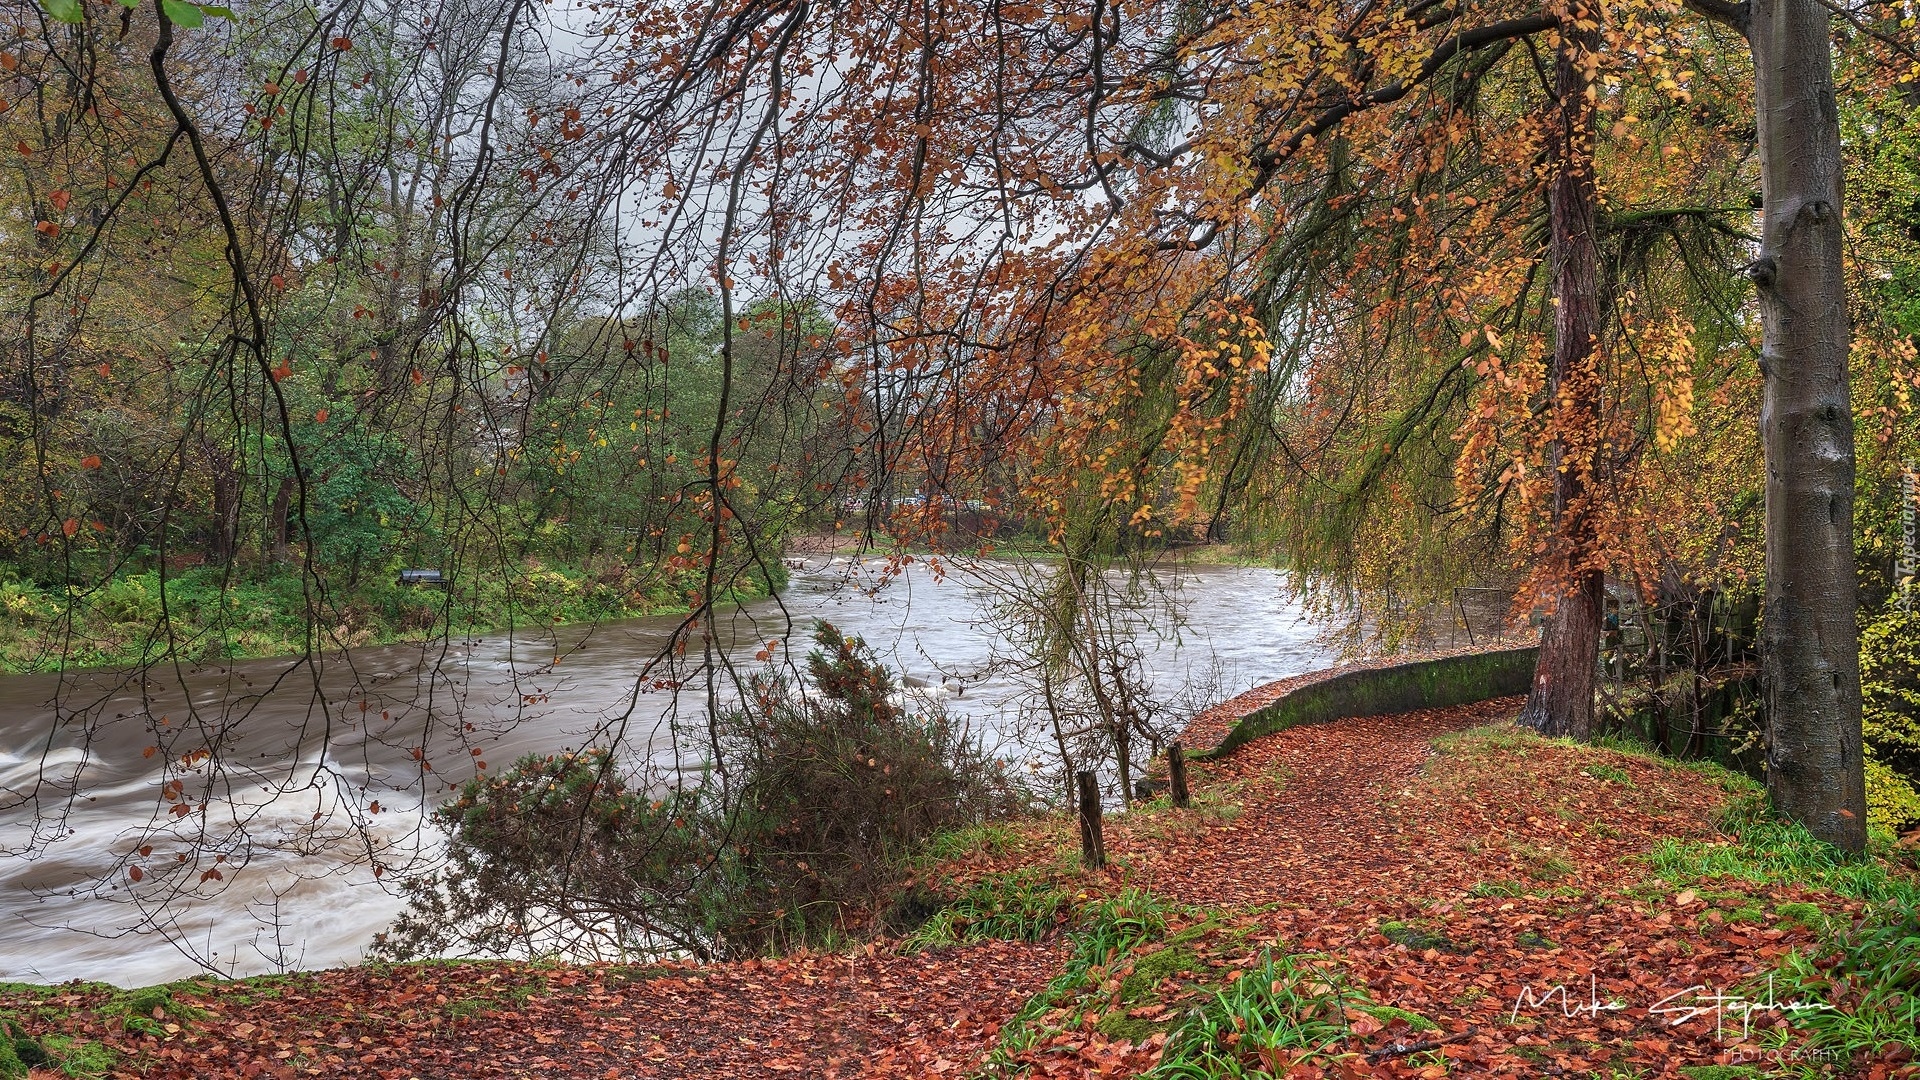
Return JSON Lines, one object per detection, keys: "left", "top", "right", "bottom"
{"left": 0, "top": 557, "right": 1357, "bottom": 986}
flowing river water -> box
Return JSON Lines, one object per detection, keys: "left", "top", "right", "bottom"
{"left": 0, "top": 556, "right": 1357, "bottom": 987}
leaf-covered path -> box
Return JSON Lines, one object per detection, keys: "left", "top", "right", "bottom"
{"left": 981, "top": 698, "right": 1870, "bottom": 1078}
{"left": 5, "top": 694, "right": 1894, "bottom": 1078}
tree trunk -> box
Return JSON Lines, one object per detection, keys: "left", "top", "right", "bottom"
{"left": 269, "top": 477, "right": 294, "bottom": 563}
{"left": 1750, "top": 0, "right": 1867, "bottom": 850}
{"left": 1519, "top": 1, "right": 1604, "bottom": 741}
{"left": 204, "top": 439, "right": 240, "bottom": 565}
{"left": 1524, "top": 571, "right": 1604, "bottom": 737}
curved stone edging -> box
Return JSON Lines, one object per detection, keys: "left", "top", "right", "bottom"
{"left": 1190, "top": 646, "right": 1539, "bottom": 760}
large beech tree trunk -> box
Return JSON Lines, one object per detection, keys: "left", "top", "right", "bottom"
{"left": 1520, "top": 1, "right": 1604, "bottom": 740}
{"left": 1749, "top": 0, "right": 1867, "bottom": 850}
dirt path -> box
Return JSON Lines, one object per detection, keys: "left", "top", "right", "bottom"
{"left": 994, "top": 698, "right": 1857, "bottom": 1078}
{"left": 1124, "top": 701, "right": 1506, "bottom": 910}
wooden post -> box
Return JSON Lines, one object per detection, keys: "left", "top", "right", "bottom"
{"left": 1076, "top": 770, "right": 1105, "bottom": 871}
{"left": 1168, "top": 741, "right": 1190, "bottom": 809}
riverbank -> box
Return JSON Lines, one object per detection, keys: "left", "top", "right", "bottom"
{"left": 4, "top": 686, "right": 1915, "bottom": 1078}
{"left": 0, "top": 533, "right": 1274, "bottom": 675}
{"left": 0, "top": 558, "right": 784, "bottom": 675}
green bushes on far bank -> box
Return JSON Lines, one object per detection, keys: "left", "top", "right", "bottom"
{"left": 0, "top": 555, "right": 787, "bottom": 674}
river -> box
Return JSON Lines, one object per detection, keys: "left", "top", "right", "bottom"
{"left": 0, "top": 555, "right": 1345, "bottom": 986}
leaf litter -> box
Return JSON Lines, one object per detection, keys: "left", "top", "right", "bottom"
{"left": 5, "top": 690, "right": 1911, "bottom": 1078}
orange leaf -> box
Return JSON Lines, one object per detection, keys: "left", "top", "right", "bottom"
{"left": 48, "top": 189, "right": 70, "bottom": 211}
{"left": 61, "top": 518, "right": 78, "bottom": 538}
{"left": 314, "top": 408, "right": 329, "bottom": 424}
{"left": 410, "top": 369, "right": 425, "bottom": 384}
{"left": 129, "top": 866, "right": 143, "bottom": 882}
{"left": 331, "top": 35, "right": 353, "bottom": 50}
{"left": 80, "top": 454, "right": 101, "bottom": 469}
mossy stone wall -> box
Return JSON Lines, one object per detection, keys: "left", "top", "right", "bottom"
{"left": 1196, "top": 647, "right": 1539, "bottom": 759}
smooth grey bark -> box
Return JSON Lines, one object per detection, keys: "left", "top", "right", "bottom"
{"left": 1748, "top": 0, "right": 1868, "bottom": 850}
{"left": 1520, "top": 0, "right": 1604, "bottom": 741}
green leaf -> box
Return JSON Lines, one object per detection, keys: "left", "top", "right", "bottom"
{"left": 196, "top": 4, "right": 233, "bottom": 16}
{"left": 40, "top": 0, "right": 83, "bottom": 23}
{"left": 160, "top": 0, "right": 202, "bottom": 26}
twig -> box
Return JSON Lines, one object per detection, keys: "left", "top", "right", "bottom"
{"left": 1364, "top": 1025, "right": 1478, "bottom": 1063}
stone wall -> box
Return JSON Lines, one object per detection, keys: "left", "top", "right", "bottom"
{"left": 1195, "top": 647, "right": 1539, "bottom": 759}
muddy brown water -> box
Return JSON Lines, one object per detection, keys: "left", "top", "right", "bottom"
{"left": 0, "top": 558, "right": 1356, "bottom": 985}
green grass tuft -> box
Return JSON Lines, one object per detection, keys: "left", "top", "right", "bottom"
{"left": 1645, "top": 795, "right": 1920, "bottom": 904}
{"left": 978, "top": 889, "right": 1182, "bottom": 1071}
{"left": 1145, "top": 950, "right": 1367, "bottom": 1078}
{"left": 38, "top": 1035, "right": 118, "bottom": 1079}
{"left": 900, "top": 869, "right": 1071, "bottom": 951}
{"left": 1762, "top": 893, "right": 1920, "bottom": 1061}
{"left": 102, "top": 986, "right": 206, "bottom": 1039}
{"left": 1582, "top": 763, "right": 1634, "bottom": 786}
{"left": 918, "top": 822, "right": 1023, "bottom": 865}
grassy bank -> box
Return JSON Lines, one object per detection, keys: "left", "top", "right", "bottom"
{"left": 0, "top": 556, "right": 786, "bottom": 675}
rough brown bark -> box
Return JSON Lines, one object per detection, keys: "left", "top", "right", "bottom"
{"left": 1750, "top": 0, "right": 1867, "bottom": 849}
{"left": 1520, "top": 2, "right": 1604, "bottom": 741}
{"left": 1525, "top": 571, "right": 1605, "bottom": 738}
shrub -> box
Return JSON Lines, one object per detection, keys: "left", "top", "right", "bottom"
{"left": 719, "top": 622, "right": 1027, "bottom": 947}
{"left": 1859, "top": 605, "right": 1920, "bottom": 834}
{"left": 379, "top": 621, "right": 1026, "bottom": 961}
{"left": 375, "top": 748, "right": 732, "bottom": 962}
